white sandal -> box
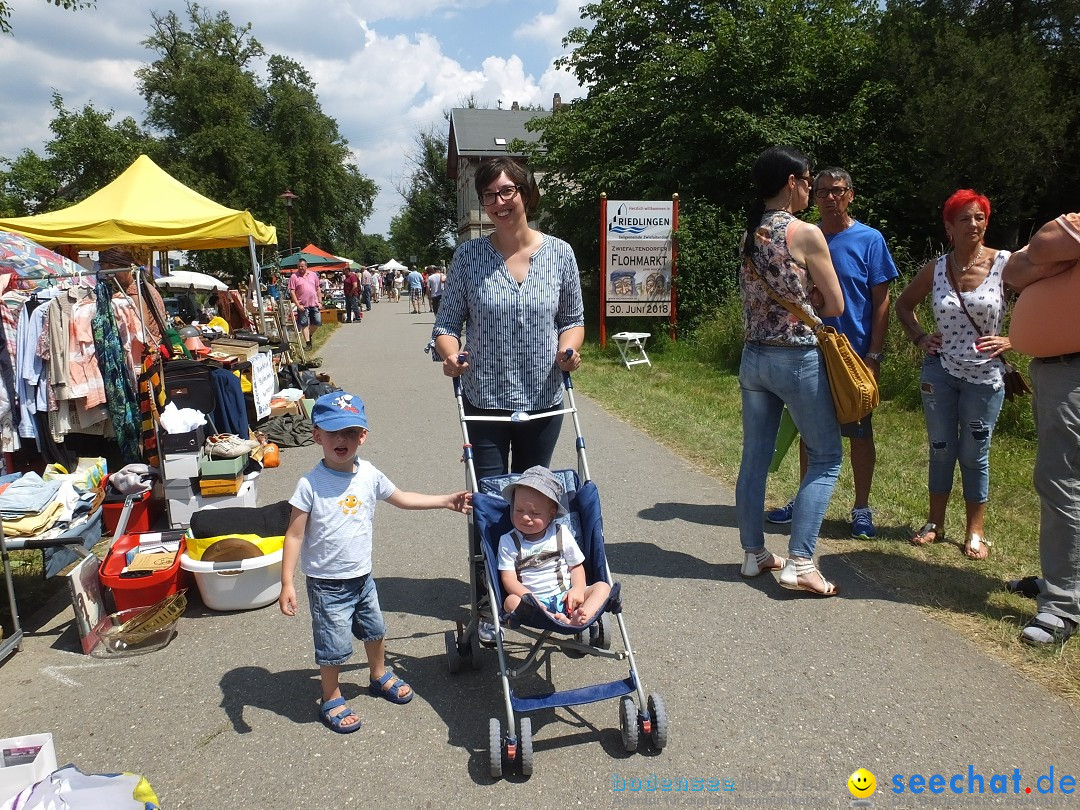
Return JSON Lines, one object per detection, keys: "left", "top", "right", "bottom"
{"left": 740, "top": 548, "right": 785, "bottom": 578}
{"left": 779, "top": 557, "right": 839, "bottom": 597}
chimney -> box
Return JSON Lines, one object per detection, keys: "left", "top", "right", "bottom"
{"left": 511, "top": 101, "right": 520, "bottom": 111}
{"left": 552, "top": 93, "right": 562, "bottom": 110}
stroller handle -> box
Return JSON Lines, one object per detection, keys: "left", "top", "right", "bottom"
{"left": 451, "top": 348, "right": 575, "bottom": 400}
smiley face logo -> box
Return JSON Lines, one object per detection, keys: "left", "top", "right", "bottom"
{"left": 339, "top": 494, "right": 361, "bottom": 515}
{"left": 848, "top": 768, "right": 876, "bottom": 799}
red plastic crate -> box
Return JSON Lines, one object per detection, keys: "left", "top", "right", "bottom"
{"left": 101, "top": 474, "right": 163, "bottom": 535}
{"left": 99, "top": 531, "right": 191, "bottom": 611}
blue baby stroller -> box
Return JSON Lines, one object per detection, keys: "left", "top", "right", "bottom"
{"left": 443, "top": 359, "right": 668, "bottom": 778}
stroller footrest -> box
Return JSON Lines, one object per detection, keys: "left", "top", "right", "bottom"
{"left": 511, "top": 675, "right": 637, "bottom": 713}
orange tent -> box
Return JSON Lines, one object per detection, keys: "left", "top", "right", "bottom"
{"left": 300, "top": 243, "right": 347, "bottom": 271}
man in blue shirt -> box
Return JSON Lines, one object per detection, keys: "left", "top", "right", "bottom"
{"left": 406, "top": 266, "right": 424, "bottom": 314}
{"left": 766, "top": 168, "right": 898, "bottom": 539}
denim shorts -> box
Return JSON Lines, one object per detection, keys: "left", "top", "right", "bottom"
{"left": 306, "top": 573, "right": 386, "bottom": 666}
{"left": 535, "top": 590, "right": 568, "bottom": 614}
{"left": 295, "top": 306, "right": 322, "bottom": 328}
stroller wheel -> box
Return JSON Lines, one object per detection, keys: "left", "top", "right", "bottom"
{"left": 518, "top": 717, "right": 534, "bottom": 777}
{"left": 619, "top": 697, "right": 640, "bottom": 752}
{"left": 488, "top": 717, "right": 504, "bottom": 779}
{"left": 647, "top": 693, "right": 669, "bottom": 750}
{"left": 445, "top": 630, "right": 465, "bottom": 674}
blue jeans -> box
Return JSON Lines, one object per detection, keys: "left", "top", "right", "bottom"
{"left": 919, "top": 355, "right": 1004, "bottom": 503}
{"left": 736, "top": 343, "right": 841, "bottom": 559}
{"left": 306, "top": 574, "right": 386, "bottom": 666}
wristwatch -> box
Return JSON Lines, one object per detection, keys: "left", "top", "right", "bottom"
{"left": 866, "top": 352, "right": 883, "bottom": 362}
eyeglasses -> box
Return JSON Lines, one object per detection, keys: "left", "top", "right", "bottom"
{"left": 480, "top": 185, "right": 524, "bottom": 206}
{"left": 814, "top": 186, "right": 850, "bottom": 199}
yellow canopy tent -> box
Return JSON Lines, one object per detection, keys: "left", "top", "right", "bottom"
{"left": 0, "top": 154, "right": 277, "bottom": 250}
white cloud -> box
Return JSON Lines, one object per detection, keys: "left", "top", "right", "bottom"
{"left": 1, "top": 0, "right": 592, "bottom": 236}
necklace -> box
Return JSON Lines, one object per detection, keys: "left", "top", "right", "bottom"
{"left": 951, "top": 245, "right": 984, "bottom": 275}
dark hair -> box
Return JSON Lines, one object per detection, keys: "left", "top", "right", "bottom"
{"left": 942, "top": 189, "right": 991, "bottom": 227}
{"left": 814, "top": 167, "right": 853, "bottom": 191}
{"left": 474, "top": 157, "right": 540, "bottom": 215}
{"left": 742, "top": 146, "right": 812, "bottom": 258}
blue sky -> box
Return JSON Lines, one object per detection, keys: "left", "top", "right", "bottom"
{"left": 0, "top": 0, "right": 589, "bottom": 238}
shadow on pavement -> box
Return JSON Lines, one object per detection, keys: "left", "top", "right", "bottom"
{"left": 637, "top": 501, "right": 736, "bottom": 528}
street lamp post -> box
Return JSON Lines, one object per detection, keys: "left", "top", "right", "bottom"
{"left": 279, "top": 190, "right": 298, "bottom": 253}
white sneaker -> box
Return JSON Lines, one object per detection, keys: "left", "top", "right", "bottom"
{"left": 477, "top": 620, "right": 498, "bottom": 647}
{"left": 204, "top": 434, "right": 258, "bottom": 459}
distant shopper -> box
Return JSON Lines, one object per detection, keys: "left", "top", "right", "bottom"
{"left": 406, "top": 266, "right": 424, "bottom": 314}
{"left": 279, "top": 391, "right": 471, "bottom": 733}
{"left": 287, "top": 258, "right": 322, "bottom": 350}
{"left": 765, "top": 168, "right": 898, "bottom": 540}
{"left": 361, "top": 266, "right": 374, "bottom": 311}
{"left": 1002, "top": 213, "right": 1080, "bottom": 645}
{"left": 343, "top": 267, "right": 362, "bottom": 323}
{"left": 895, "top": 189, "right": 1013, "bottom": 560}
{"left": 426, "top": 266, "right": 445, "bottom": 316}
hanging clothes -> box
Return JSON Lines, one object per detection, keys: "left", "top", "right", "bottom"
{"left": 92, "top": 280, "right": 141, "bottom": 463}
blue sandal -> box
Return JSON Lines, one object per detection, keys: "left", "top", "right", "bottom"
{"left": 369, "top": 669, "right": 413, "bottom": 704}
{"left": 319, "top": 696, "right": 362, "bottom": 733}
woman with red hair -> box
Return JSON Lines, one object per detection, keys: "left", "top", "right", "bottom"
{"left": 895, "top": 189, "right": 1015, "bottom": 559}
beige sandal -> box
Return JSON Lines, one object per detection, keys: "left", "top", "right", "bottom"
{"left": 964, "top": 532, "right": 991, "bottom": 560}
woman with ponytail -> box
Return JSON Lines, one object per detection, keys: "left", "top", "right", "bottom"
{"left": 735, "top": 146, "right": 845, "bottom": 596}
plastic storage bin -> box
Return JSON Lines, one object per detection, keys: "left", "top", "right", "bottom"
{"left": 99, "top": 531, "right": 190, "bottom": 612}
{"left": 179, "top": 549, "right": 283, "bottom": 611}
{"left": 102, "top": 478, "right": 162, "bottom": 536}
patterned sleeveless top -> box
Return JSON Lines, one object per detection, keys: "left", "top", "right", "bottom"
{"left": 740, "top": 210, "right": 818, "bottom": 347}
{"left": 931, "top": 250, "right": 1010, "bottom": 386}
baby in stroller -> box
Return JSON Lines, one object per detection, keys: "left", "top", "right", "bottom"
{"left": 498, "top": 466, "right": 610, "bottom": 627}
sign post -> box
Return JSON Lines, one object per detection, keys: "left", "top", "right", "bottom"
{"left": 600, "top": 196, "right": 678, "bottom": 348}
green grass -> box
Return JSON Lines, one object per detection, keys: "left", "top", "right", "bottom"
{"left": 576, "top": 333, "right": 1079, "bottom": 705}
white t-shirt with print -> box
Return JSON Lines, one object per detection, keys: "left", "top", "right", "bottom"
{"left": 289, "top": 458, "right": 396, "bottom": 579}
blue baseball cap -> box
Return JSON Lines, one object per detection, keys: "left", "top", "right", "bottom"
{"left": 311, "top": 391, "right": 370, "bottom": 432}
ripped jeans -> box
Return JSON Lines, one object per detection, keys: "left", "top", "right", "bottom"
{"left": 919, "top": 354, "right": 1004, "bottom": 503}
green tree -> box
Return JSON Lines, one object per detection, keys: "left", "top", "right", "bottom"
{"left": 528, "top": 0, "right": 886, "bottom": 331}
{"left": 135, "top": 2, "right": 376, "bottom": 279}
{"left": 873, "top": 1, "right": 1067, "bottom": 249}
{"left": 0, "top": 0, "right": 95, "bottom": 35}
{"left": 389, "top": 126, "right": 455, "bottom": 266}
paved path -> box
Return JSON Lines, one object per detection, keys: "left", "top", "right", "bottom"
{"left": 2, "top": 298, "right": 1079, "bottom": 809}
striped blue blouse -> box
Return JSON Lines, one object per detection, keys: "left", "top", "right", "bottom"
{"left": 433, "top": 233, "right": 584, "bottom": 411}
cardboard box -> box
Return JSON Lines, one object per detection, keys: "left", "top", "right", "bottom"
{"left": 0, "top": 733, "right": 57, "bottom": 802}
{"left": 198, "top": 475, "right": 243, "bottom": 497}
{"left": 162, "top": 451, "right": 203, "bottom": 480}
{"left": 269, "top": 399, "right": 303, "bottom": 418}
{"left": 199, "top": 453, "right": 246, "bottom": 478}
{"left": 161, "top": 425, "right": 206, "bottom": 454}
{"left": 210, "top": 339, "right": 257, "bottom": 361}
